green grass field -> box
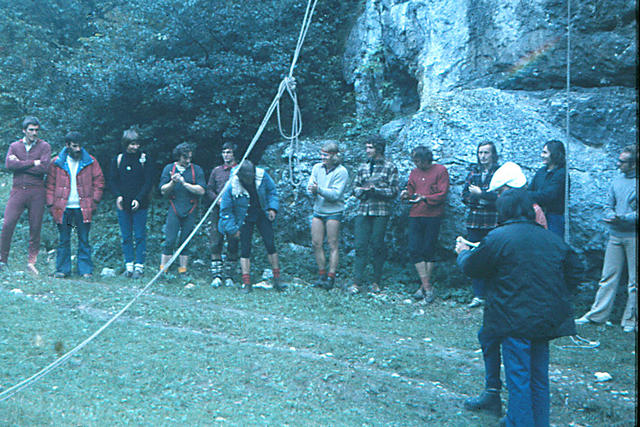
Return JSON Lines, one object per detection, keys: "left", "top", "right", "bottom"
{"left": 0, "top": 173, "right": 636, "bottom": 426}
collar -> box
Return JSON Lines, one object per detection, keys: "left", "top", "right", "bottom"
{"left": 223, "top": 162, "right": 237, "bottom": 170}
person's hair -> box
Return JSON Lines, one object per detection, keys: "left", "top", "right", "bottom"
{"left": 22, "top": 116, "right": 40, "bottom": 130}
{"left": 322, "top": 141, "right": 339, "bottom": 154}
{"left": 173, "top": 142, "right": 193, "bottom": 160}
{"left": 121, "top": 128, "right": 139, "bottom": 149}
{"left": 237, "top": 160, "right": 255, "bottom": 184}
{"left": 477, "top": 141, "right": 498, "bottom": 165}
{"left": 64, "top": 131, "right": 82, "bottom": 145}
{"left": 365, "top": 135, "right": 386, "bottom": 156}
{"left": 412, "top": 145, "right": 433, "bottom": 164}
{"left": 545, "top": 140, "right": 566, "bottom": 168}
{"left": 622, "top": 145, "right": 637, "bottom": 166}
{"left": 497, "top": 188, "right": 536, "bottom": 224}
{"left": 221, "top": 142, "right": 237, "bottom": 154}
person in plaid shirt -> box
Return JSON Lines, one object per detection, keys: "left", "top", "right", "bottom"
{"left": 350, "top": 135, "right": 398, "bottom": 293}
{"left": 461, "top": 142, "right": 499, "bottom": 308}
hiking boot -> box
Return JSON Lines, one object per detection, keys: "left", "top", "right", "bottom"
{"left": 467, "top": 297, "right": 484, "bottom": 308}
{"left": 314, "top": 276, "right": 328, "bottom": 288}
{"left": 323, "top": 276, "right": 335, "bottom": 290}
{"left": 272, "top": 277, "right": 284, "bottom": 292}
{"left": 464, "top": 389, "right": 501, "bottom": 417}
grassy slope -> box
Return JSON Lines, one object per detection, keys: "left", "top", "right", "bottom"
{"left": 0, "top": 174, "right": 636, "bottom": 426}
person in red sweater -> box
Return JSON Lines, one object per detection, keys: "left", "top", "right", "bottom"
{"left": 400, "top": 146, "right": 449, "bottom": 303}
{"left": 0, "top": 116, "right": 51, "bottom": 274}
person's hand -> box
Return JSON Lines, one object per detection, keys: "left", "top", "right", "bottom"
{"left": 131, "top": 200, "right": 140, "bottom": 211}
{"left": 469, "top": 185, "right": 482, "bottom": 196}
{"left": 171, "top": 173, "right": 182, "bottom": 183}
{"left": 267, "top": 209, "right": 277, "bottom": 221}
{"left": 33, "top": 159, "right": 41, "bottom": 166}
{"left": 8, "top": 154, "right": 18, "bottom": 161}
{"left": 308, "top": 183, "right": 318, "bottom": 194}
{"left": 116, "top": 196, "right": 124, "bottom": 210}
{"left": 455, "top": 236, "right": 471, "bottom": 254}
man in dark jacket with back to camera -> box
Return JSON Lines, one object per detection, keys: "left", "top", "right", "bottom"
{"left": 108, "top": 129, "right": 154, "bottom": 279}
{"left": 456, "top": 188, "right": 581, "bottom": 427}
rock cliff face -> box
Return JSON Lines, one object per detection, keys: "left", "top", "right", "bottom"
{"left": 341, "top": 0, "right": 636, "bottom": 251}
{"left": 263, "top": 0, "right": 636, "bottom": 280}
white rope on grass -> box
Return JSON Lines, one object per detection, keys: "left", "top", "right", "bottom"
{"left": 0, "top": 0, "right": 319, "bottom": 403}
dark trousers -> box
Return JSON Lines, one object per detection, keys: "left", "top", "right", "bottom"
{"left": 239, "top": 213, "right": 276, "bottom": 259}
{"left": 354, "top": 215, "right": 389, "bottom": 285}
{"left": 0, "top": 185, "right": 46, "bottom": 264}
{"left": 547, "top": 213, "right": 564, "bottom": 239}
{"left": 478, "top": 326, "right": 502, "bottom": 391}
{"left": 408, "top": 216, "right": 442, "bottom": 263}
{"left": 56, "top": 208, "right": 92, "bottom": 275}
{"left": 466, "top": 228, "right": 491, "bottom": 298}
{"left": 117, "top": 208, "right": 148, "bottom": 265}
{"left": 162, "top": 209, "right": 197, "bottom": 256}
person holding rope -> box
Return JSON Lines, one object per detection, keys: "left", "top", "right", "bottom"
{"left": 528, "top": 140, "right": 567, "bottom": 238}
{"left": 159, "top": 142, "right": 206, "bottom": 274}
{"left": 108, "top": 128, "right": 154, "bottom": 279}
{"left": 307, "top": 141, "right": 349, "bottom": 290}
{"left": 219, "top": 160, "right": 283, "bottom": 293}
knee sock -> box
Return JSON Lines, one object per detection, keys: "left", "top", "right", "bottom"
{"left": 273, "top": 268, "right": 280, "bottom": 279}
{"left": 242, "top": 274, "right": 251, "bottom": 285}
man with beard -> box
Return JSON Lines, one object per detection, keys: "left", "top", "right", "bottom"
{"left": 46, "top": 132, "right": 105, "bottom": 278}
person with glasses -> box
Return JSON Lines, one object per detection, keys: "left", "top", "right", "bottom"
{"left": 576, "top": 145, "right": 637, "bottom": 333}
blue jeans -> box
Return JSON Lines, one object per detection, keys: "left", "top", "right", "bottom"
{"left": 467, "top": 228, "right": 490, "bottom": 298}
{"left": 478, "top": 326, "right": 502, "bottom": 391}
{"left": 56, "top": 208, "right": 92, "bottom": 275}
{"left": 354, "top": 215, "right": 389, "bottom": 285}
{"left": 546, "top": 213, "right": 564, "bottom": 239}
{"left": 117, "top": 208, "right": 148, "bottom": 265}
{"left": 502, "top": 337, "right": 550, "bottom": 427}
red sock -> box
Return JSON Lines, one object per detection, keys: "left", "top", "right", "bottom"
{"left": 328, "top": 272, "right": 336, "bottom": 280}
{"left": 318, "top": 269, "right": 326, "bottom": 277}
{"left": 273, "top": 268, "right": 280, "bottom": 279}
{"left": 242, "top": 274, "right": 251, "bottom": 285}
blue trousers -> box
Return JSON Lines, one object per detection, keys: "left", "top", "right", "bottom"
{"left": 467, "top": 228, "right": 490, "bottom": 298}
{"left": 56, "top": 208, "right": 92, "bottom": 275}
{"left": 117, "top": 208, "right": 148, "bottom": 265}
{"left": 502, "top": 337, "right": 550, "bottom": 427}
{"left": 478, "top": 326, "right": 502, "bottom": 391}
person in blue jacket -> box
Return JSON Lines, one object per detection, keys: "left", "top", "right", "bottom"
{"left": 219, "top": 160, "right": 283, "bottom": 293}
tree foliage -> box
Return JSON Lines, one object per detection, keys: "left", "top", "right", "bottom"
{"left": 0, "top": 0, "right": 359, "bottom": 170}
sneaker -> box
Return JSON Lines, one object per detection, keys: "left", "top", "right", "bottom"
{"left": 574, "top": 316, "right": 591, "bottom": 325}
{"left": 422, "top": 289, "right": 435, "bottom": 304}
{"left": 413, "top": 287, "right": 425, "bottom": 300}
{"left": 623, "top": 325, "right": 636, "bottom": 333}
{"left": 464, "top": 389, "right": 501, "bottom": 417}
{"left": 467, "top": 297, "right": 484, "bottom": 308}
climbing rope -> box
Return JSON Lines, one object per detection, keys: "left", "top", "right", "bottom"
{"left": 564, "top": 0, "right": 571, "bottom": 244}
{"left": 554, "top": 334, "right": 600, "bottom": 350}
{"left": 0, "top": 0, "right": 320, "bottom": 403}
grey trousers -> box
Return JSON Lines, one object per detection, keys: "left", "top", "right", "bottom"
{"left": 582, "top": 234, "right": 637, "bottom": 329}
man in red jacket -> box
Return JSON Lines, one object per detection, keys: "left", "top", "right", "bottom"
{"left": 46, "top": 132, "right": 104, "bottom": 278}
{"left": 0, "top": 116, "right": 51, "bottom": 274}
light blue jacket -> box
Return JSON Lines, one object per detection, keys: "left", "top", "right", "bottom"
{"left": 218, "top": 167, "right": 279, "bottom": 235}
